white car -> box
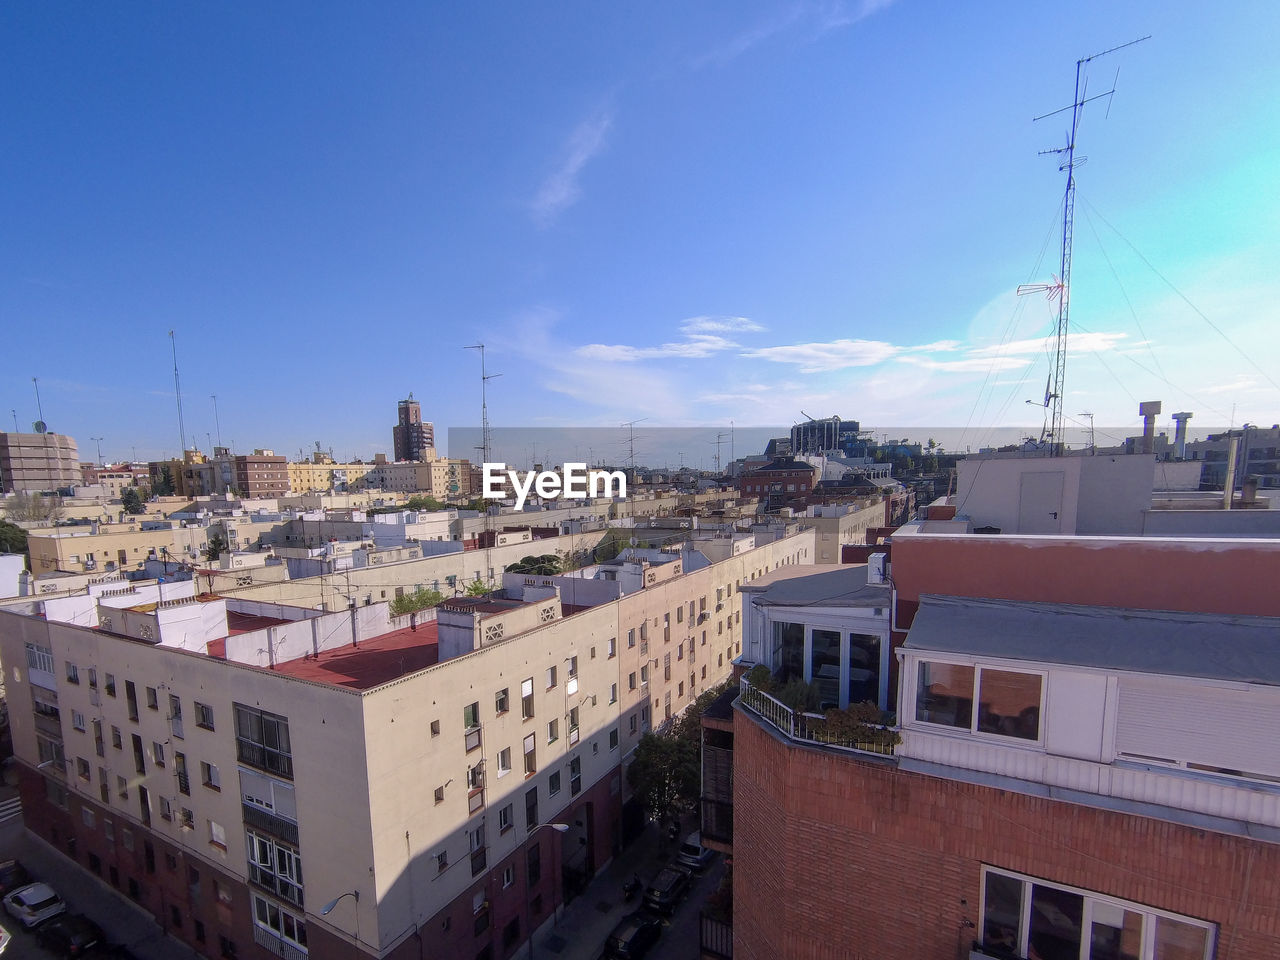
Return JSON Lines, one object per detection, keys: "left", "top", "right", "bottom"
{"left": 2, "top": 882, "right": 66, "bottom": 929}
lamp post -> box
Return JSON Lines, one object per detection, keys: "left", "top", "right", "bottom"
{"left": 320, "top": 888, "right": 360, "bottom": 957}
{"left": 525, "top": 822, "right": 569, "bottom": 960}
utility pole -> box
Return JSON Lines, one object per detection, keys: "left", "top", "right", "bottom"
{"left": 211, "top": 395, "right": 222, "bottom": 449}
{"left": 464, "top": 344, "right": 501, "bottom": 467}
{"left": 90, "top": 437, "right": 104, "bottom": 465}
{"left": 1019, "top": 36, "right": 1148, "bottom": 456}
{"left": 170, "top": 331, "right": 187, "bottom": 455}
{"left": 1078, "top": 412, "right": 1095, "bottom": 454}
{"left": 31, "top": 378, "right": 45, "bottom": 428}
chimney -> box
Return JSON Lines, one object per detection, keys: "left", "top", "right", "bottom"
{"left": 1222, "top": 436, "right": 1240, "bottom": 510}
{"left": 1138, "top": 401, "right": 1162, "bottom": 455}
{"left": 1170, "top": 412, "right": 1193, "bottom": 460}
{"left": 1240, "top": 475, "right": 1260, "bottom": 506}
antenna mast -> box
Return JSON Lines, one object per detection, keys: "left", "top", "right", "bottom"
{"left": 1019, "top": 36, "right": 1148, "bottom": 456}
{"left": 170, "top": 331, "right": 187, "bottom": 455}
{"left": 465, "top": 344, "right": 501, "bottom": 467}
{"left": 621, "top": 418, "right": 647, "bottom": 474}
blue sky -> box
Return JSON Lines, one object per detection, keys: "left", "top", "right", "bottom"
{"left": 3, "top": 1, "right": 1278, "bottom": 463}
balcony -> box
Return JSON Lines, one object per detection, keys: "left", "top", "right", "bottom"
{"left": 243, "top": 803, "right": 300, "bottom": 846}
{"left": 252, "top": 925, "right": 307, "bottom": 960}
{"left": 700, "top": 912, "right": 733, "bottom": 959}
{"left": 738, "top": 677, "right": 897, "bottom": 757}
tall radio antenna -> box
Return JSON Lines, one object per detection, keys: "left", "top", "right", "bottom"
{"left": 169, "top": 330, "right": 187, "bottom": 455}
{"left": 465, "top": 343, "right": 501, "bottom": 467}
{"left": 1018, "top": 36, "right": 1148, "bottom": 456}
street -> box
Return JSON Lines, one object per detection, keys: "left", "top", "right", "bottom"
{"left": 646, "top": 857, "right": 724, "bottom": 960}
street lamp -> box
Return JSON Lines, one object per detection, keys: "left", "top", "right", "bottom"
{"left": 525, "top": 822, "right": 569, "bottom": 960}
{"left": 320, "top": 889, "right": 360, "bottom": 956}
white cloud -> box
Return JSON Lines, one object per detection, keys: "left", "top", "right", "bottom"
{"left": 532, "top": 111, "right": 613, "bottom": 226}
{"left": 680, "top": 316, "right": 766, "bottom": 334}
{"left": 969, "top": 331, "right": 1128, "bottom": 358}
{"left": 899, "top": 355, "right": 1031, "bottom": 373}
{"left": 578, "top": 334, "right": 737, "bottom": 362}
{"left": 692, "top": 0, "right": 898, "bottom": 68}
{"left": 740, "top": 338, "right": 902, "bottom": 372}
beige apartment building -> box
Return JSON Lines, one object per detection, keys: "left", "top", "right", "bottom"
{"left": 0, "top": 526, "right": 814, "bottom": 960}
{"left": 285, "top": 460, "right": 376, "bottom": 494}
{"left": 0, "top": 430, "right": 80, "bottom": 493}
{"left": 27, "top": 522, "right": 211, "bottom": 575}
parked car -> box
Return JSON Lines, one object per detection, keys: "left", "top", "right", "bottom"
{"left": 603, "top": 910, "right": 663, "bottom": 959}
{"left": 37, "top": 914, "right": 105, "bottom": 957}
{"left": 2, "top": 882, "right": 66, "bottom": 929}
{"left": 642, "top": 865, "right": 692, "bottom": 915}
{"left": 0, "top": 862, "right": 30, "bottom": 898}
{"left": 676, "top": 831, "right": 715, "bottom": 872}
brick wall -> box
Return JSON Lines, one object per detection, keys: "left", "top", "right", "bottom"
{"left": 732, "top": 712, "right": 1280, "bottom": 960}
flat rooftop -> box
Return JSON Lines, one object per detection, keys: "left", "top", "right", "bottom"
{"left": 906, "top": 595, "right": 1280, "bottom": 686}
{"left": 269, "top": 621, "right": 439, "bottom": 690}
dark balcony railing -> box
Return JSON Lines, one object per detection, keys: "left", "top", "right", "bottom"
{"left": 738, "top": 677, "right": 896, "bottom": 756}
{"left": 242, "top": 803, "right": 300, "bottom": 846}
{"left": 700, "top": 912, "right": 733, "bottom": 959}
{"left": 237, "top": 739, "right": 294, "bottom": 780}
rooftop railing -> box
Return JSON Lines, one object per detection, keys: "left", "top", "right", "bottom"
{"left": 738, "top": 676, "right": 897, "bottom": 757}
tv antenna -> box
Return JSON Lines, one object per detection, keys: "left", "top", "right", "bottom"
{"left": 211, "top": 395, "right": 223, "bottom": 449}
{"left": 31, "top": 377, "right": 46, "bottom": 431}
{"left": 621, "top": 418, "right": 648, "bottom": 472}
{"left": 1078, "top": 411, "right": 1096, "bottom": 454}
{"left": 464, "top": 344, "right": 502, "bottom": 466}
{"left": 1017, "top": 35, "right": 1148, "bottom": 456}
{"left": 169, "top": 331, "right": 187, "bottom": 455}
{"left": 90, "top": 437, "right": 104, "bottom": 465}
{"left": 710, "top": 432, "right": 729, "bottom": 474}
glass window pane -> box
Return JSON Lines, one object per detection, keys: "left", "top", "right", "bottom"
{"left": 810, "top": 629, "right": 841, "bottom": 707}
{"left": 916, "top": 662, "right": 974, "bottom": 729}
{"left": 976, "top": 670, "right": 1043, "bottom": 740}
{"left": 982, "top": 871, "right": 1023, "bottom": 956}
{"left": 773, "top": 622, "right": 804, "bottom": 682}
{"left": 1089, "top": 901, "right": 1142, "bottom": 960}
{"left": 1028, "top": 883, "right": 1083, "bottom": 960}
{"left": 1153, "top": 916, "right": 1209, "bottom": 960}
{"left": 848, "top": 633, "right": 880, "bottom": 707}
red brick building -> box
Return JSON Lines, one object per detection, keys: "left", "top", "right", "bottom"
{"left": 738, "top": 458, "right": 818, "bottom": 511}
{"left": 232, "top": 451, "right": 289, "bottom": 498}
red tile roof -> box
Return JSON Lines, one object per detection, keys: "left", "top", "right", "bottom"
{"left": 268, "top": 622, "right": 439, "bottom": 690}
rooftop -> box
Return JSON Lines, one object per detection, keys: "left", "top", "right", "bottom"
{"left": 747, "top": 564, "right": 890, "bottom": 608}
{"left": 268, "top": 621, "right": 439, "bottom": 690}
{"left": 905, "top": 594, "right": 1280, "bottom": 686}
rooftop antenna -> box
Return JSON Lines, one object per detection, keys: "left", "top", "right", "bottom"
{"left": 1078, "top": 411, "right": 1095, "bottom": 454}
{"left": 11, "top": 410, "right": 18, "bottom": 433}
{"left": 464, "top": 344, "right": 501, "bottom": 467}
{"left": 621, "top": 418, "right": 648, "bottom": 473}
{"left": 91, "top": 437, "right": 104, "bottom": 465}
{"left": 211, "top": 395, "right": 222, "bottom": 449}
{"left": 31, "top": 378, "right": 46, "bottom": 430}
{"left": 1018, "top": 36, "right": 1148, "bottom": 457}
{"left": 169, "top": 331, "right": 187, "bottom": 455}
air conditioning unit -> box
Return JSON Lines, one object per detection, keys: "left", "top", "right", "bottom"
{"left": 867, "top": 552, "right": 887, "bottom": 585}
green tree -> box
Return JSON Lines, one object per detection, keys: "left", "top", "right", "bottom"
{"left": 0, "top": 520, "right": 28, "bottom": 557}
{"left": 121, "top": 487, "right": 146, "bottom": 515}
{"left": 153, "top": 466, "right": 176, "bottom": 497}
{"left": 389, "top": 588, "right": 445, "bottom": 616}
{"left": 463, "top": 579, "right": 490, "bottom": 597}
{"left": 626, "top": 733, "right": 698, "bottom": 825}
{"left": 203, "top": 532, "right": 227, "bottom": 562}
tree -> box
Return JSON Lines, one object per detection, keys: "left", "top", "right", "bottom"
{"left": 203, "top": 532, "right": 227, "bottom": 562}
{"left": 463, "top": 579, "right": 490, "bottom": 597}
{"left": 626, "top": 733, "right": 698, "bottom": 826}
{"left": 0, "top": 520, "right": 27, "bottom": 557}
{"left": 505, "top": 554, "right": 562, "bottom": 576}
{"left": 3, "top": 491, "right": 63, "bottom": 523}
{"left": 121, "top": 487, "right": 145, "bottom": 515}
{"left": 389, "top": 587, "right": 445, "bottom": 616}
{"left": 153, "top": 466, "right": 176, "bottom": 497}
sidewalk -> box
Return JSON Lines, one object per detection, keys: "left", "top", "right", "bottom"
{"left": 0, "top": 779, "right": 199, "bottom": 960}
{"left": 529, "top": 818, "right": 691, "bottom": 960}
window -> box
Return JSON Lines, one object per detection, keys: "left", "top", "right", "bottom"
{"left": 628, "top": 628, "right": 635, "bottom": 648}
{"left": 82, "top": 806, "right": 96, "bottom": 827}
{"left": 209, "top": 821, "right": 227, "bottom": 850}
{"left": 196, "top": 702, "right": 214, "bottom": 730}
{"left": 545, "top": 665, "right": 557, "bottom": 689}
{"left": 664, "top": 653, "right": 671, "bottom": 682}
{"left": 499, "top": 804, "right": 514, "bottom": 833}
{"left": 521, "top": 678, "right": 535, "bottom": 719}
{"left": 247, "top": 830, "right": 303, "bottom": 907}
{"left": 126, "top": 681, "right": 139, "bottom": 722}
{"left": 463, "top": 701, "right": 480, "bottom": 729}
{"left": 495, "top": 688, "right": 509, "bottom": 715}
{"left": 915, "top": 662, "right": 1042, "bottom": 741}
{"left": 567, "top": 656, "right": 578, "bottom": 679}
{"left": 25, "top": 642, "right": 55, "bottom": 674}
{"left": 547, "top": 719, "right": 559, "bottom": 744}
{"left": 66, "top": 662, "right": 80, "bottom": 684}
{"left": 252, "top": 894, "right": 307, "bottom": 951}
{"left": 201, "top": 761, "right": 220, "bottom": 791}
{"left": 234, "top": 704, "right": 293, "bottom": 779}
{"left": 503, "top": 865, "right": 515, "bottom": 888}
{"left": 629, "top": 672, "right": 637, "bottom": 691}
{"left": 549, "top": 771, "right": 561, "bottom": 796}
{"left": 169, "top": 694, "right": 184, "bottom": 738}
{"left": 146, "top": 687, "right": 158, "bottom": 710}
{"left": 117, "top": 776, "right": 129, "bottom": 801}
{"left": 430, "top": 719, "right": 440, "bottom": 736}
{"left": 152, "top": 741, "right": 165, "bottom": 766}
{"left": 568, "top": 706, "right": 580, "bottom": 740}
{"left": 609, "top": 683, "right": 618, "bottom": 704}
{"left": 72, "top": 711, "right": 86, "bottom": 732}
{"left": 629, "top": 715, "right": 637, "bottom": 734}
{"left": 525, "top": 787, "right": 538, "bottom": 830}
{"left": 569, "top": 757, "right": 582, "bottom": 796}
{"left": 434, "top": 786, "right": 445, "bottom": 804}
{"left": 132, "top": 734, "right": 146, "bottom": 775}
{"left": 980, "top": 866, "right": 1214, "bottom": 960}
{"left": 175, "top": 753, "right": 191, "bottom": 795}
{"left": 609, "top": 728, "right": 619, "bottom": 751}
{"left": 497, "top": 747, "right": 512, "bottom": 777}
{"left": 607, "top": 638, "right": 616, "bottom": 658}
{"left": 678, "top": 682, "right": 684, "bottom": 697}
{"left": 181, "top": 807, "right": 195, "bottom": 830}
{"left": 523, "top": 734, "right": 536, "bottom": 775}
{"left": 527, "top": 842, "right": 541, "bottom": 885}
{"left": 111, "top": 726, "right": 122, "bottom": 750}
{"left": 640, "top": 664, "right": 650, "bottom": 684}
{"left": 88, "top": 668, "right": 98, "bottom": 689}
{"left": 436, "top": 850, "right": 448, "bottom": 872}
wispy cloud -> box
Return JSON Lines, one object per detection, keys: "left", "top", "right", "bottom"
{"left": 898, "top": 355, "right": 1030, "bottom": 373}
{"left": 693, "top": 0, "right": 898, "bottom": 68}
{"left": 532, "top": 110, "right": 613, "bottom": 227}
{"left": 969, "top": 331, "right": 1128, "bottom": 358}
{"left": 576, "top": 315, "right": 765, "bottom": 362}
{"left": 741, "top": 338, "right": 902, "bottom": 372}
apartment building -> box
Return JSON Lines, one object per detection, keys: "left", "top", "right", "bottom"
{"left": 0, "top": 430, "right": 80, "bottom": 493}
{"left": 718, "top": 528, "right": 1280, "bottom": 960}
{"left": 2, "top": 527, "right": 814, "bottom": 960}
{"left": 27, "top": 521, "right": 210, "bottom": 575}
{"left": 392, "top": 394, "right": 435, "bottom": 463}
{"left": 286, "top": 460, "right": 375, "bottom": 494}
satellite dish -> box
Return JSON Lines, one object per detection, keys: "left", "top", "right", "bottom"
{"left": 33, "top": 420, "right": 47, "bottom": 434}
{"left": 629, "top": 537, "right": 637, "bottom": 547}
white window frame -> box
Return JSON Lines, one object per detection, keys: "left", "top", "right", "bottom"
{"left": 978, "top": 865, "right": 1215, "bottom": 960}
{"left": 912, "top": 657, "right": 1047, "bottom": 746}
